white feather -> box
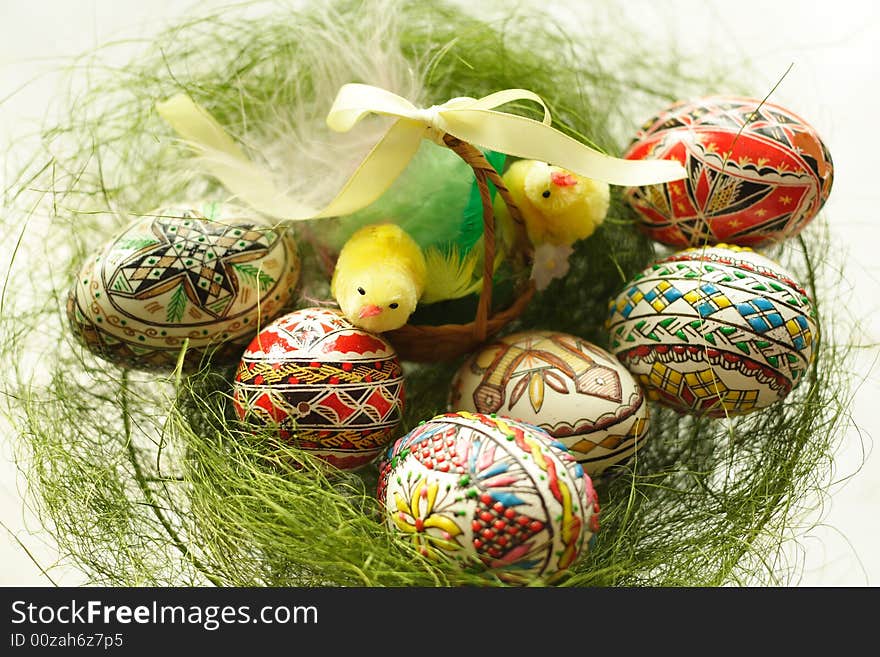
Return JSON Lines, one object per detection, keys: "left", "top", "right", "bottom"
{"left": 190, "top": 0, "right": 430, "bottom": 219}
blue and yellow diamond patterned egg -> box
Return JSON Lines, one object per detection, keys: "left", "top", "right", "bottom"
{"left": 66, "top": 202, "right": 300, "bottom": 370}
{"left": 605, "top": 244, "right": 816, "bottom": 417}
{"left": 449, "top": 330, "right": 650, "bottom": 477}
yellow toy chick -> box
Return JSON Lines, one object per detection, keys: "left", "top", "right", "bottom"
{"left": 331, "top": 222, "right": 504, "bottom": 333}
{"left": 495, "top": 159, "right": 610, "bottom": 290}
{"left": 331, "top": 223, "right": 428, "bottom": 334}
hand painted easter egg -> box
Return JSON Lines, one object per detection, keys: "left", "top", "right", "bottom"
{"left": 449, "top": 331, "right": 649, "bottom": 476}
{"left": 67, "top": 202, "right": 300, "bottom": 370}
{"left": 623, "top": 95, "right": 833, "bottom": 247}
{"left": 377, "top": 412, "right": 600, "bottom": 584}
{"left": 232, "top": 307, "right": 405, "bottom": 470}
{"left": 606, "top": 244, "right": 817, "bottom": 417}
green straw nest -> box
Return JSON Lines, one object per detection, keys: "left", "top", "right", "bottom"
{"left": 1, "top": 0, "right": 855, "bottom": 586}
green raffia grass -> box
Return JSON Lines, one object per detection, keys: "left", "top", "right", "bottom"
{"left": 1, "top": 0, "right": 857, "bottom": 586}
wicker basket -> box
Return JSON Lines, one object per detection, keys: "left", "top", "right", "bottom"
{"left": 384, "top": 134, "right": 535, "bottom": 362}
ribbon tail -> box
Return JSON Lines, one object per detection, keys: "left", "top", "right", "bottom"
{"left": 309, "top": 118, "right": 425, "bottom": 219}
{"left": 156, "top": 93, "right": 425, "bottom": 221}
{"left": 156, "top": 94, "right": 320, "bottom": 219}
{"left": 443, "top": 109, "right": 688, "bottom": 186}
{"left": 155, "top": 94, "right": 249, "bottom": 160}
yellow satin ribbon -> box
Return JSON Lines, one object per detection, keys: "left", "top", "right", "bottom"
{"left": 155, "top": 83, "right": 686, "bottom": 221}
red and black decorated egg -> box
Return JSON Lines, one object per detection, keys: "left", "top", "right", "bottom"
{"left": 232, "top": 307, "right": 405, "bottom": 470}
{"left": 622, "top": 95, "right": 833, "bottom": 247}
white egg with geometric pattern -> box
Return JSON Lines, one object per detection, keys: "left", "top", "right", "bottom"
{"left": 605, "top": 244, "right": 816, "bottom": 417}
{"left": 67, "top": 202, "right": 300, "bottom": 371}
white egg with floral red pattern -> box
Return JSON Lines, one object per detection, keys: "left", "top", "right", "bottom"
{"left": 377, "top": 412, "right": 600, "bottom": 584}
{"left": 450, "top": 330, "right": 649, "bottom": 476}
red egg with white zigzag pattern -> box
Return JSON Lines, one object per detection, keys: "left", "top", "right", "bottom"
{"left": 623, "top": 95, "right": 833, "bottom": 247}
{"left": 232, "top": 307, "right": 405, "bottom": 470}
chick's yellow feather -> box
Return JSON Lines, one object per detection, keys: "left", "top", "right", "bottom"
{"left": 420, "top": 239, "right": 505, "bottom": 304}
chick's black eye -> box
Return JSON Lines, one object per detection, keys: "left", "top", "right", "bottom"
{"left": 357, "top": 287, "right": 366, "bottom": 295}
{"left": 389, "top": 303, "right": 399, "bottom": 309}
{"left": 542, "top": 190, "right": 551, "bottom": 198}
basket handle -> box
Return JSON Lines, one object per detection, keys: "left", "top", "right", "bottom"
{"left": 441, "top": 134, "right": 529, "bottom": 342}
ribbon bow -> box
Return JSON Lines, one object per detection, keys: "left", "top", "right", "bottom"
{"left": 155, "top": 83, "right": 686, "bottom": 221}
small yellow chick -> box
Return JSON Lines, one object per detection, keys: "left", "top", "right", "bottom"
{"left": 330, "top": 223, "right": 427, "bottom": 333}
{"left": 495, "top": 159, "right": 610, "bottom": 290}
{"left": 501, "top": 159, "right": 610, "bottom": 246}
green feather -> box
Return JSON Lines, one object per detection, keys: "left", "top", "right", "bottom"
{"left": 458, "top": 149, "right": 506, "bottom": 252}
{"left": 323, "top": 142, "right": 505, "bottom": 255}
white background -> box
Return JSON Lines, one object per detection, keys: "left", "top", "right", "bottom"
{"left": 1, "top": 0, "right": 878, "bottom": 586}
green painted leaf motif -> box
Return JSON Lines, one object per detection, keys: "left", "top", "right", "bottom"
{"left": 166, "top": 283, "right": 187, "bottom": 323}
{"left": 233, "top": 263, "right": 275, "bottom": 291}
{"left": 112, "top": 276, "right": 133, "bottom": 293}
{"left": 116, "top": 237, "right": 159, "bottom": 250}
{"left": 207, "top": 298, "right": 229, "bottom": 315}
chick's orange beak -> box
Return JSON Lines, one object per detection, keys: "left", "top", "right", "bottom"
{"left": 358, "top": 304, "right": 383, "bottom": 319}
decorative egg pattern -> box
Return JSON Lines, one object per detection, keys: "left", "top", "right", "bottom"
{"left": 377, "top": 412, "right": 600, "bottom": 583}
{"left": 606, "top": 244, "right": 816, "bottom": 417}
{"left": 623, "top": 95, "right": 833, "bottom": 247}
{"left": 449, "top": 331, "right": 649, "bottom": 476}
{"left": 232, "top": 307, "right": 405, "bottom": 470}
{"left": 67, "top": 202, "right": 300, "bottom": 370}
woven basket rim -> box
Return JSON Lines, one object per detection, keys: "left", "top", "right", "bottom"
{"left": 381, "top": 134, "right": 533, "bottom": 362}
{"left": 386, "top": 280, "right": 535, "bottom": 361}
